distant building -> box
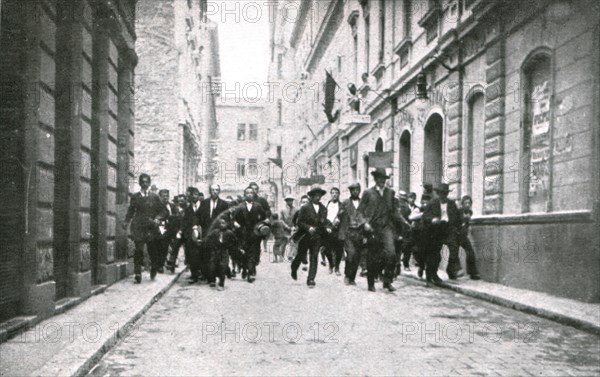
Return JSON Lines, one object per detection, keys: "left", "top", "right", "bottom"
{"left": 271, "top": 0, "right": 600, "bottom": 302}
{"left": 212, "top": 100, "right": 273, "bottom": 204}
{"left": 0, "top": 0, "right": 137, "bottom": 323}
{"left": 135, "top": 0, "right": 221, "bottom": 196}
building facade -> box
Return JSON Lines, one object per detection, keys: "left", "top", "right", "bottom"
{"left": 273, "top": 0, "right": 600, "bottom": 302}
{"left": 135, "top": 0, "right": 220, "bottom": 196}
{"left": 0, "top": 0, "right": 137, "bottom": 323}
{"left": 212, "top": 99, "right": 273, "bottom": 203}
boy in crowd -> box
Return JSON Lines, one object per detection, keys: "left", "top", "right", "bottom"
{"left": 204, "top": 217, "right": 237, "bottom": 290}
{"left": 270, "top": 213, "right": 291, "bottom": 263}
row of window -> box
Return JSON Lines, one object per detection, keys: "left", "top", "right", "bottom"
{"left": 237, "top": 123, "right": 258, "bottom": 141}
{"left": 236, "top": 158, "right": 259, "bottom": 177}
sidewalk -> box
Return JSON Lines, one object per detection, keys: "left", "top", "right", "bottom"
{"left": 0, "top": 267, "right": 186, "bottom": 377}
{"left": 401, "top": 268, "right": 600, "bottom": 335}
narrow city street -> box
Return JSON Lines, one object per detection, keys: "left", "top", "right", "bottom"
{"left": 88, "top": 258, "right": 600, "bottom": 377}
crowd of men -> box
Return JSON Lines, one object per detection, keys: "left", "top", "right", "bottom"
{"left": 123, "top": 168, "right": 480, "bottom": 292}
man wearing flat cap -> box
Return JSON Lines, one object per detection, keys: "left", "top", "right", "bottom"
{"left": 280, "top": 195, "right": 297, "bottom": 230}
{"left": 357, "top": 168, "right": 403, "bottom": 292}
{"left": 422, "top": 183, "right": 463, "bottom": 285}
{"left": 337, "top": 182, "right": 365, "bottom": 285}
{"left": 290, "top": 186, "right": 328, "bottom": 288}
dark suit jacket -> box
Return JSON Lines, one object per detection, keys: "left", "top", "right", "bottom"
{"left": 160, "top": 202, "right": 181, "bottom": 238}
{"left": 296, "top": 201, "right": 328, "bottom": 241}
{"left": 422, "top": 198, "right": 462, "bottom": 236}
{"left": 182, "top": 201, "right": 202, "bottom": 241}
{"left": 337, "top": 198, "right": 361, "bottom": 240}
{"left": 357, "top": 186, "right": 401, "bottom": 232}
{"left": 254, "top": 195, "right": 271, "bottom": 218}
{"left": 198, "top": 198, "right": 229, "bottom": 233}
{"left": 233, "top": 202, "right": 267, "bottom": 245}
{"left": 125, "top": 192, "right": 164, "bottom": 242}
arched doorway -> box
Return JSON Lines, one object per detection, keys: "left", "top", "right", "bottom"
{"left": 399, "top": 130, "right": 411, "bottom": 193}
{"left": 423, "top": 113, "right": 444, "bottom": 186}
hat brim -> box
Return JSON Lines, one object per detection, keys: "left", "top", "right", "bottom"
{"left": 307, "top": 189, "right": 326, "bottom": 197}
{"left": 371, "top": 172, "right": 390, "bottom": 179}
{"left": 284, "top": 197, "right": 295, "bottom": 201}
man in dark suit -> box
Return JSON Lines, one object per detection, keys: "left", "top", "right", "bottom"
{"left": 198, "top": 184, "right": 230, "bottom": 287}
{"left": 290, "top": 186, "right": 329, "bottom": 288}
{"left": 357, "top": 168, "right": 402, "bottom": 292}
{"left": 233, "top": 187, "right": 267, "bottom": 283}
{"left": 182, "top": 187, "right": 203, "bottom": 283}
{"left": 337, "top": 182, "right": 364, "bottom": 286}
{"left": 165, "top": 194, "right": 187, "bottom": 273}
{"left": 422, "top": 183, "right": 464, "bottom": 285}
{"left": 123, "top": 173, "right": 165, "bottom": 283}
{"left": 156, "top": 189, "right": 178, "bottom": 273}
{"left": 249, "top": 182, "right": 272, "bottom": 258}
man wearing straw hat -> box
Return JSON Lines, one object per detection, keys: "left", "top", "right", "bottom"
{"left": 290, "top": 186, "right": 328, "bottom": 288}
{"left": 357, "top": 168, "right": 402, "bottom": 292}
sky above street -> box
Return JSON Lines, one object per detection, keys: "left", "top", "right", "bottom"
{"left": 212, "top": 1, "right": 271, "bottom": 99}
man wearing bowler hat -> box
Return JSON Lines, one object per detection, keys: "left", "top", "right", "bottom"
{"left": 290, "top": 186, "right": 328, "bottom": 288}
{"left": 357, "top": 168, "right": 402, "bottom": 292}
{"left": 422, "top": 183, "right": 464, "bottom": 285}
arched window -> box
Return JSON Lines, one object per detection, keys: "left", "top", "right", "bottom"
{"left": 375, "top": 137, "right": 384, "bottom": 152}
{"left": 466, "top": 90, "right": 485, "bottom": 215}
{"left": 521, "top": 50, "right": 553, "bottom": 213}
{"left": 423, "top": 114, "right": 444, "bottom": 186}
{"left": 399, "top": 131, "right": 411, "bottom": 193}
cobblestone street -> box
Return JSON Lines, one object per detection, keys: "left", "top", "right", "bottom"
{"left": 88, "top": 257, "right": 600, "bottom": 376}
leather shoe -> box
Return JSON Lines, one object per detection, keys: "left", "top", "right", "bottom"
{"left": 248, "top": 275, "right": 256, "bottom": 283}
{"left": 216, "top": 286, "right": 224, "bottom": 291}
{"left": 417, "top": 267, "right": 424, "bottom": 279}
{"left": 384, "top": 283, "right": 397, "bottom": 292}
{"left": 150, "top": 269, "right": 157, "bottom": 280}
{"left": 302, "top": 266, "right": 308, "bottom": 271}
{"left": 291, "top": 268, "right": 298, "bottom": 280}
{"left": 188, "top": 278, "right": 198, "bottom": 285}
{"left": 307, "top": 280, "right": 316, "bottom": 288}
{"left": 368, "top": 285, "right": 376, "bottom": 292}
{"left": 134, "top": 274, "right": 141, "bottom": 284}
{"left": 470, "top": 274, "right": 481, "bottom": 280}
{"left": 344, "top": 277, "right": 351, "bottom": 285}
{"left": 209, "top": 282, "right": 216, "bottom": 288}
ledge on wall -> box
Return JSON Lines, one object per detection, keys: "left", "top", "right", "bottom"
{"left": 471, "top": 210, "right": 594, "bottom": 226}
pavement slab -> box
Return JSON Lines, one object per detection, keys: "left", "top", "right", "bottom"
{"left": 86, "top": 260, "right": 600, "bottom": 376}
{"left": 0, "top": 267, "right": 185, "bottom": 377}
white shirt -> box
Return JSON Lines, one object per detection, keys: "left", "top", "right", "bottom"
{"left": 326, "top": 201, "right": 339, "bottom": 223}
{"left": 375, "top": 186, "right": 385, "bottom": 196}
{"left": 166, "top": 204, "right": 172, "bottom": 215}
{"left": 246, "top": 202, "right": 253, "bottom": 212}
{"left": 140, "top": 190, "right": 148, "bottom": 197}
{"left": 210, "top": 199, "right": 218, "bottom": 217}
{"left": 192, "top": 201, "right": 200, "bottom": 212}
{"left": 440, "top": 202, "right": 449, "bottom": 222}
{"left": 352, "top": 199, "right": 360, "bottom": 209}
{"left": 312, "top": 203, "right": 320, "bottom": 214}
